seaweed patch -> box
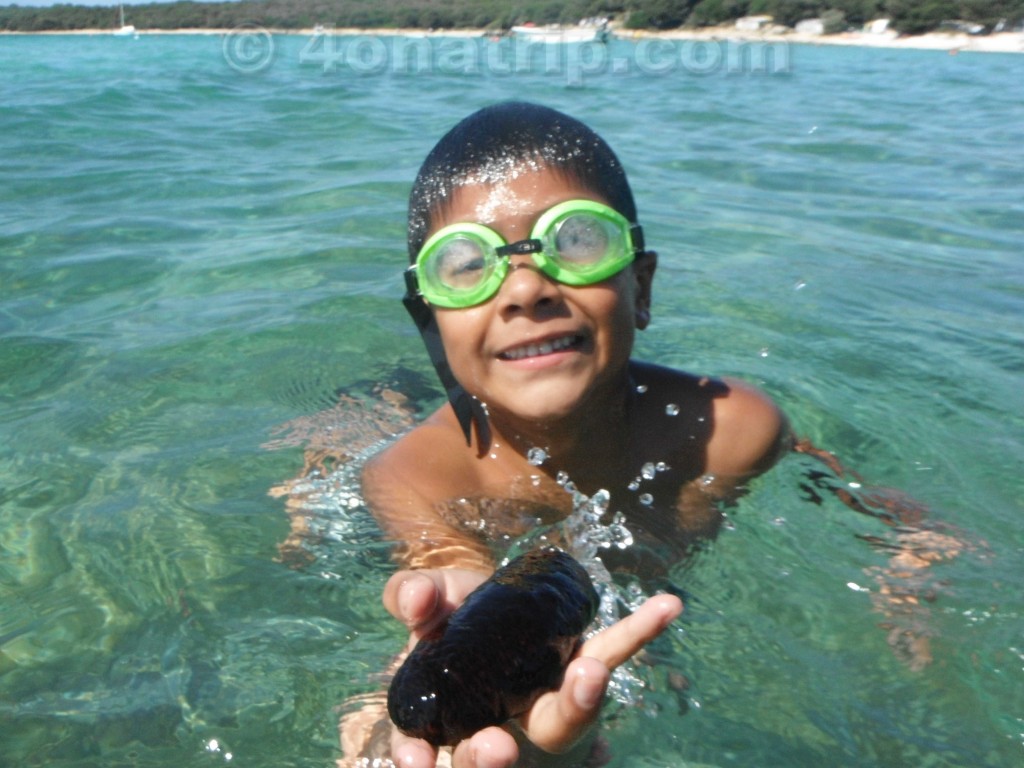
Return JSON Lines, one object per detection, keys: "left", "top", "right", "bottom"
{"left": 387, "top": 548, "right": 599, "bottom": 746}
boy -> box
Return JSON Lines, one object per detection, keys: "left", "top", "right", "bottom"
{"left": 357, "top": 102, "right": 790, "bottom": 768}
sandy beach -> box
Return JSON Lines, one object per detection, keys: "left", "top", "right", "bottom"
{"left": 5, "top": 24, "right": 1023, "bottom": 54}
{"left": 631, "top": 24, "right": 1024, "bottom": 53}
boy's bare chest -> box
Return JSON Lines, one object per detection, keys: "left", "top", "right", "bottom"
{"left": 433, "top": 466, "right": 723, "bottom": 569}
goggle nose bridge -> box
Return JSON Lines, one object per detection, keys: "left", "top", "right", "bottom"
{"left": 495, "top": 237, "right": 544, "bottom": 257}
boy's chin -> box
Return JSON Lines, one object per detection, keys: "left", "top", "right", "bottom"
{"left": 489, "top": 395, "right": 588, "bottom": 429}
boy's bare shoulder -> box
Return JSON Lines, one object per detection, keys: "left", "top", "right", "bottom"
{"left": 710, "top": 376, "right": 790, "bottom": 477}
{"left": 361, "top": 407, "right": 478, "bottom": 507}
{"left": 631, "top": 361, "right": 789, "bottom": 478}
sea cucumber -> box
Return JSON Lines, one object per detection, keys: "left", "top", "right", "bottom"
{"left": 387, "top": 547, "right": 599, "bottom": 746}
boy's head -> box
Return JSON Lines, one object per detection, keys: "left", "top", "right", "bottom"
{"left": 408, "top": 102, "right": 639, "bottom": 260}
{"left": 402, "top": 102, "right": 651, "bottom": 448}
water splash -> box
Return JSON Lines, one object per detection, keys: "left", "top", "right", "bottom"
{"left": 546, "top": 485, "right": 653, "bottom": 705}
{"left": 526, "top": 446, "right": 548, "bottom": 466}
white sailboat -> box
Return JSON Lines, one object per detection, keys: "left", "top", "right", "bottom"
{"left": 113, "top": 5, "right": 137, "bottom": 37}
{"left": 510, "top": 19, "right": 611, "bottom": 43}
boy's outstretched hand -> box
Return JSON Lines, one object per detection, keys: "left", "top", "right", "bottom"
{"left": 382, "top": 568, "right": 683, "bottom": 768}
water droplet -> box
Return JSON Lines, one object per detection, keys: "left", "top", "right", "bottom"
{"left": 794, "top": 279, "right": 807, "bottom": 290}
{"left": 627, "top": 478, "right": 640, "bottom": 491}
{"left": 641, "top": 462, "right": 656, "bottom": 480}
{"left": 759, "top": 347, "right": 770, "bottom": 358}
{"left": 635, "top": 383, "right": 648, "bottom": 394}
{"left": 530, "top": 474, "right": 541, "bottom": 487}
{"left": 556, "top": 470, "right": 570, "bottom": 486}
{"left": 656, "top": 461, "right": 669, "bottom": 472}
{"left": 526, "top": 446, "right": 548, "bottom": 466}
{"left": 665, "top": 403, "right": 680, "bottom": 416}
{"left": 700, "top": 474, "right": 716, "bottom": 486}
{"left": 639, "top": 493, "right": 653, "bottom": 506}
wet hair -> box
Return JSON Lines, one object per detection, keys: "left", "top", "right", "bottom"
{"left": 407, "top": 102, "right": 638, "bottom": 261}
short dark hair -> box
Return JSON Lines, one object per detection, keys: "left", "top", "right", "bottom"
{"left": 407, "top": 102, "right": 639, "bottom": 261}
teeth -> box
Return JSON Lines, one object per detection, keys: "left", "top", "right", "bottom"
{"left": 503, "top": 335, "right": 576, "bottom": 360}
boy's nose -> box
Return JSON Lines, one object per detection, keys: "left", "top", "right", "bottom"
{"left": 495, "top": 256, "right": 561, "bottom": 315}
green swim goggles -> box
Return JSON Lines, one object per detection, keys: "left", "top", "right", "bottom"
{"left": 405, "top": 199, "right": 645, "bottom": 309}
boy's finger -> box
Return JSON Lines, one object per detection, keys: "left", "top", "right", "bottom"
{"left": 383, "top": 570, "right": 439, "bottom": 629}
{"left": 382, "top": 568, "right": 489, "bottom": 632}
{"left": 390, "top": 730, "right": 438, "bottom": 768}
{"left": 451, "top": 726, "right": 519, "bottom": 768}
{"left": 579, "top": 594, "right": 683, "bottom": 670}
{"left": 518, "top": 656, "right": 609, "bottom": 753}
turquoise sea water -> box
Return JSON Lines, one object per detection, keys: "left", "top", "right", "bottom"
{"left": 1, "top": 31, "right": 1022, "bottom": 767}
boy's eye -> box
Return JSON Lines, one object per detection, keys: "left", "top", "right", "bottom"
{"left": 552, "top": 214, "right": 611, "bottom": 264}
{"left": 432, "top": 238, "right": 489, "bottom": 288}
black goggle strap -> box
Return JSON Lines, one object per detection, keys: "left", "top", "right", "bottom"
{"left": 402, "top": 267, "right": 490, "bottom": 451}
{"left": 630, "top": 224, "right": 645, "bottom": 255}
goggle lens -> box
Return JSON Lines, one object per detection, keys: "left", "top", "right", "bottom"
{"left": 427, "top": 236, "right": 494, "bottom": 291}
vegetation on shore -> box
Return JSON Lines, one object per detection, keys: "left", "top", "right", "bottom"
{"left": 2, "top": 0, "right": 1022, "bottom": 36}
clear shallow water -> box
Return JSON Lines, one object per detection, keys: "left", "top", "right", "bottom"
{"left": 1, "top": 32, "right": 1022, "bottom": 767}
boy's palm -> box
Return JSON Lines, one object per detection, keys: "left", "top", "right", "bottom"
{"left": 384, "top": 567, "right": 682, "bottom": 768}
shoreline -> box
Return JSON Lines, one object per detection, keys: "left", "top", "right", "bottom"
{"left": 3, "top": 25, "right": 1022, "bottom": 54}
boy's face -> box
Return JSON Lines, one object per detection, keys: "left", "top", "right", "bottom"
{"left": 428, "top": 166, "right": 655, "bottom": 427}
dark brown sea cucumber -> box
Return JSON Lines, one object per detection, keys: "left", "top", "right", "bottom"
{"left": 387, "top": 547, "right": 599, "bottom": 746}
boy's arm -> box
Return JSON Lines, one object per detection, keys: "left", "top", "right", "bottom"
{"left": 794, "top": 439, "right": 968, "bottom": 669}
{"left": 361, "top": 422, "right": 496, "bottom": 573}
{"left": 361, "top": 420, "right": 685, "bottom": 767}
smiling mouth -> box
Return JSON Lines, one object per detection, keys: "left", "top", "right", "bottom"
{"left": 499, "top": 334, "right": 582, "bottom": 361}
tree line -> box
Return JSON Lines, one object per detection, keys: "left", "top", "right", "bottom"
{"left": 2, "top": 0, "right": 1022, "bottom": 36}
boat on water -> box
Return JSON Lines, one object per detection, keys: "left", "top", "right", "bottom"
{"left": 510, "top": 20, "right": 611, "bottom": 43}
{"left": 113, "top": 4, "right": 136, "bottom": 37}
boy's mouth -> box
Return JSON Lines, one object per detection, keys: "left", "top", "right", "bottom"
{"left": 498, "top": 334, "right": 582, "bottom": 361}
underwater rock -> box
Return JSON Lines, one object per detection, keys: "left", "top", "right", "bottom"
{"left": 387, "top": 547, "right": 599, "bottom": 746}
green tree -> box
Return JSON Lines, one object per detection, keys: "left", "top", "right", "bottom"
{"left": 883, "top": 0, "right": 958, "bottom": 34}
{"left": 689, "top": 0, "right": 751, "bottom": 26}
{"left": 625, "top": 0, "right": 697, "bottom": 29}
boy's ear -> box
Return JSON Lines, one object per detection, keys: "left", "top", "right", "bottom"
{"left": 633, "top": 251, "right": 657, "bottom": 330}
